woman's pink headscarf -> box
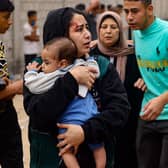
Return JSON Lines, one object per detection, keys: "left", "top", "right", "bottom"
{"left": 96, "top": 11, "right": 134, "bottom": 81}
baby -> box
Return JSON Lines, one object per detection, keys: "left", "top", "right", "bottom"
{"left": 24, "top": 37, "right": 106, "bottom": 168}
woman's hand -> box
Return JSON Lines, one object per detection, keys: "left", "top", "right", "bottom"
{"left": 70, "top": 66, "right": 97, "bottom": 89}
{"left": 90, "top": 40, "right": 98, "bottom": 49}
{"left": 134, "top": 78, "right": 146, "bottom": 92}
{"left": 57, "top": 123, "right": 85, "bottom": 156}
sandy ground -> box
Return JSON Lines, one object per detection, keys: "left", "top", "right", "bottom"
{"left": 13, "top": 95, "right": 30, "bottom": 168}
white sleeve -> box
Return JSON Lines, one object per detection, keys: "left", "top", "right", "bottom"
{"left": 24, "top": 70, "right": 64, "bottom": 94}
{"left": 24, "top": 71, "right": 40, "bottom": 90}
{"left": 36, "top": 28, "right": 40, "bottom": 36}
{"left": 24, "top": 71, "right": 49, "bottom": 94}
{"left": 23, "top": 24, "right": 32, "bottom": 37}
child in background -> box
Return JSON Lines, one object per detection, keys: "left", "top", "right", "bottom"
{"left": 24, "top": 37, "right": 106, "bottom": 168}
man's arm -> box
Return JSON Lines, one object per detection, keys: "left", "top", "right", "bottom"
{"left": 141, "top": 91, "right": 168, "bottom": 121}
{"left": 0, "top": 80, "right": 23, "bottom": 100}
{"left": 24, "top": 26, "right": 39, "bottom": 42}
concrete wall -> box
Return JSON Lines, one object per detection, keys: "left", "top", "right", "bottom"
{"left": 3, "top": 0, "right": 168, "bottom": 75}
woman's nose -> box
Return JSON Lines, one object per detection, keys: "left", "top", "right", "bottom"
{"left": 84, "top": 29, "right": 91, "bottom": 38}
{"left": 107, "top": 26, "right": 112, "bottom": 32}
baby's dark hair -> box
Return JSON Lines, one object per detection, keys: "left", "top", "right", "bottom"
{"left": 124, "top": 0, "right": 152, "bottom": 6}
{"left": 44, "top": 37, "right": 77, "bottom": 64}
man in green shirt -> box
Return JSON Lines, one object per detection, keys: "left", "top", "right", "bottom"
{"left": 123, "top": 1, "right": 168, "bottom": 168}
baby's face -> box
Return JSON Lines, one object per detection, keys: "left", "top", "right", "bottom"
{"left": 41, "top": 48, "right": 60, "bottom": 73}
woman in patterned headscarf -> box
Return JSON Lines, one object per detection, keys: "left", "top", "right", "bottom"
{"left": 90, "top": 11, "right": 144, "bottom": 168}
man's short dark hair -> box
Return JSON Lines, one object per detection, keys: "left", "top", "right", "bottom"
{"left": 75, "top": 3, "right": 86, "bottom": 12}
{"left": 100, "top": 3, "right": 105, "bottom": 10}
{"left": 0, "top": 0, "right": 14, "bottom": 12}
{"left": 124, "top": 0, "right": 152, "bottom": 6}
{"left": 27, "top": 10, "right": 37, "bottom": 17}
{"left": 116, "top": 4, "right": 123, "bottom": 9}
{"left": 142, "top": 0, "right": 152, "bottom": 4}
{"left": 107, "top": 4, "right": 113, "bottom": 10}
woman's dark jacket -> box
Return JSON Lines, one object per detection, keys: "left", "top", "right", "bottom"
{"left": 90, "top": 45, "right": 144, "bottom": 168}
{"left": 23, "top": 55, "right": 130, "bottom": 167}
{"left": 24, "top": 55, "right": 130, "bottom": 141}
{"left": 90, "top": 46, "right": 143, "bottom": 126}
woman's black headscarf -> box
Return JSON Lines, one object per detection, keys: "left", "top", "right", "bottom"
{"left": 43, "top": 7, "right": 86, "bottom": 45}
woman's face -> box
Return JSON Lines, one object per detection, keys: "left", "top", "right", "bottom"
{"left": 69, "top": 14, "right": 91, "bottom": 57}
{"left": 99, "top": 17, "right": 119, "bottom": 47}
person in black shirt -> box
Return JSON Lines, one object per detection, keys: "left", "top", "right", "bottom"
{"left": 0, "top": 0, "right": 23, "bottom": 167}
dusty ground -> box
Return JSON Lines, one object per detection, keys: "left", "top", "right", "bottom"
{"left": 13, "top": 95, "right": 30, "bottom": 168}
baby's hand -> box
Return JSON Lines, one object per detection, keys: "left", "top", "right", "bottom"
{"left": 26, "top": 61, "right": 41, "bottom": 71}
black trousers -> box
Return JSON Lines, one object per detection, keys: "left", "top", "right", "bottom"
{"left": 136, "top": 119, "right": 168, "bottom": 168}
{"left": 114, "top": 118, "right": 138, "bottom": 168}
{"left": 0, "top": 129, "right": 23, "bottom": 168}
{"left": 0, "top": 101, "right": 23, "bottom": 168}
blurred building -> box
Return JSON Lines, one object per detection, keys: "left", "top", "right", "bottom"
{"left": 2, "top": 0, "right": 168, "bottom": 76}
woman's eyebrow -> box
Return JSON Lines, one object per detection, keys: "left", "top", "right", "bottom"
{"left": 71, "top": 22, "right": 83, "bottom": 27}
{"left": 70, "top": 23, "right": 84, "bottom": 31}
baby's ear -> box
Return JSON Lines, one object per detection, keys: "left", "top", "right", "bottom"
{"left": 59, "top": 59, "right": 69, "bottom": 68}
